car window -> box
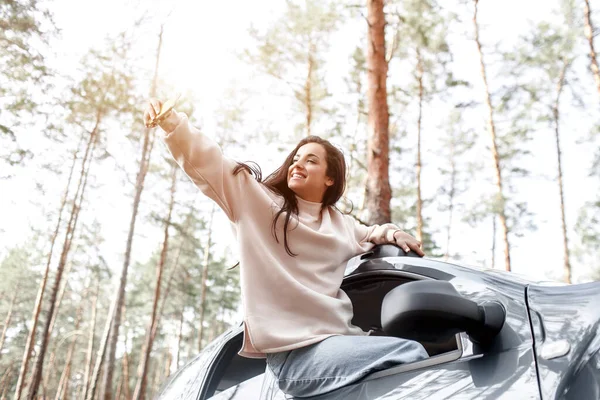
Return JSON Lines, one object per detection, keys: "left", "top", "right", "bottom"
{"left": 342, "top": 274, "right": 460, "bottom": 356}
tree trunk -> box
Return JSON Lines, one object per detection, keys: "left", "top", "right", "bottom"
{"left": 584, "top": 0, "right": 600, "bottom": 97}
{"left": 491, "top": 216, "right": 496, "bottom": 269}
{"left": 365, "top": 0, "right": 392, "bottom": 225}
{"left": 0, "top": 286, "right": 18, "bottom": 359}
{"left": 151, "top": 353, "right": 163, "bottom": 396}
{"left": 114, "top": 376, "right": 123, "bottom": 400}
{"left": 198, "top": 206, "right": 216, "bottom": 351}
{"left": 445, "top": 140, "right": 457, "bottom": 260}
{"left": 0, "top": 361, "right": 14, "bottom": 398}
{"left": 175, "top": 307, "right": 184, "bottom": 370}
{"left": 25, "top": 118, "right": 99, "bottom": 400}
{"left": 54, "top": 301, "right": 84, "bottom": 400}
{"left": 216, "top": 293, "right": 227, "bottom": 336}
{"left": 305, "top": 41, "right": 315, "bottom": 137}
{"left": 47, "top": 258, "right": 73, "bottom": 337}
{"left": 415, "top": 47, "right": 424, "bottom": 243}
{"left": 121, "top": 348, "right": 131, "bottom": 400}
{"left": 81, "top": 282, "right": 99, "bottom": 400}
{"left": 150, "top": 237, "right": 184, "bottom": 345}
{"left": 164, "top": 349, "right": 172, "bottom": 379}
{"left": 553, "top": 58, "right": 572, "bottom": 283}
{"left": 86, "top": 277, "right": 119, "bottom": 400}
{"left": 12, "top": 144, "right": 80, "bottom": 399}
{"left": 102, "top": 26, "right": 163, "bottom": 399}
{"left": 42, "top": 260, "right": 74, "bottom": 391}
{"left": 133, "top": 164, "right": 177, "bottom": 400}
{"left": 473, "top": 0, "right": 511, "bottom": 271}
{"left": 208, "top": 322, "right": 217, "bottom": 344}
{"left": 103, "top": 124, "right": 152, "bottom": 400}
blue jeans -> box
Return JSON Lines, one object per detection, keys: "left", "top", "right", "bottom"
{"left": 265, "top": 335, "right": 428, "bottom": 398}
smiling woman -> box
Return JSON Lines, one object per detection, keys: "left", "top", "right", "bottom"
{"left": 231, "top": 135, "right": 350, "bottom": 256}
{"left": 288, "top": 143, "right": 335, "bottom": 203}
{"left": 143, "top": 99, "right": 426, "bottom": 397}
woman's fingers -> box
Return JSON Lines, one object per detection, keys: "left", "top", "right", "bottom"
{"left": 408, "top": 242, "right": 425, "bottom": 257}
{"left": 143, "top": 98, "right": 163, "bottom": 127}
{"left": 396, "top": 240, "right": 411, "bottom": 253}
{"left": 151, "top": 98, "right": 162, "bottom": 116}
{"left": 399, "top": 241, "right": 424, "bottom": 256}
{"left": 393, "top": 230, "right": 425, "bottom": 256}
{"left": 143, "top": 107, "right": 152, "bottom": 125}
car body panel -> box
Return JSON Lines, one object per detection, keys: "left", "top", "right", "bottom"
{"left": 278, "top": 347, "right": 539, "bottom": 399}
{"left": 294, "top": 257, "right": 538, "bottom": 399}
{"left": 157, "top": 328, "right": 239, "bottom": 400}
{"left": 208, "top": 336, "right": 540, "bottom": 400}
{"left": 527, "top": 281, "right": 600, "bottom": 400}
{"left": 157, "top": 252, "right": 599, "bottom": 400}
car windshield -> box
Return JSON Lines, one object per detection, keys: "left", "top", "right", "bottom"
{"left": 157, "top": 340, "right": 220, "bottom": 399}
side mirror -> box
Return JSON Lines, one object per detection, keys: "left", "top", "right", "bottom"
{"left": 381, "top": 280, "right": 505, "bottom": 346}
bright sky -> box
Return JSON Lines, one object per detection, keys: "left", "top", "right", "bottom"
{"left": 1, "top": 0, "right": 598, "bottom": 285}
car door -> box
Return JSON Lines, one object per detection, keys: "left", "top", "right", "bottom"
{"left": 308, "top": 257, "right": 541, "bottom": 399}
{"left": 182, "top": 256, "right": 542, "bottom": 400}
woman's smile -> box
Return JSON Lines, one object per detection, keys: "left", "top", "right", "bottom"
{"left": 290, "top": 170, "right": 307, "bottom": 181}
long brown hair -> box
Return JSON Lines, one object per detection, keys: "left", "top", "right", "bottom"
{"left": 233, "top": 136, "right": 347, "bottom": 256}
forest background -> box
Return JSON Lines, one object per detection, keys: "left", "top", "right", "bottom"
{"left": 1, "top": 0, "right": 599, "bottom": 398}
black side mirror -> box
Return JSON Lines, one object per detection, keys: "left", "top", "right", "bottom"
{"left": 381, "top": 280, "right": 506, "bottom": 346}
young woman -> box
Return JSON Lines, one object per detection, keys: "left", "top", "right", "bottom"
{"left": 143, "top": 99, "right": 428, "bottom": 397}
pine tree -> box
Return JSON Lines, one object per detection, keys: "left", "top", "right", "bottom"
{"left": 388, "top": 0, "right": 454, "bottom": 246}
{"left": 506, "top": 0, "right": 580, "bottom": 281}
{"left": 23, "top": 31, "right": 137, "bottom": 399}
{"left": 583, "top": 0, "right": 600, "bottom": 97}
{"left": 132, "top": 163, "right": 178, "bottom": 400}
{"left": 0, "top": 242, "right": 42, "bottom": 366}
{"left": 0, "top": 0, "right": 56, "bottom": 171}
{"left": 437, "top": 110, "right": 476, "bottom": 259}
{"left": 244, "top": 0, "right": 340, "bottom": 137}
{"left": 101, "top": 26, "right": 164, "bottom": 400}
{"left": 342, "top": 46, "right": 369, "bottom": 215}
{"left": 472, "top": 0, "right": 512, "bottom": 271}
{"left": 365, "top": 0, "right": 392, "bottom": 225}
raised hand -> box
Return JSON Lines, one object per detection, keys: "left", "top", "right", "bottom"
{"left": 143, "top": 96, "right": 180, "bottom": 131}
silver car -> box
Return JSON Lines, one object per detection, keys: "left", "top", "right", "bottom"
{"left": 156, "top": 245, "right": 600, "bottom": 399}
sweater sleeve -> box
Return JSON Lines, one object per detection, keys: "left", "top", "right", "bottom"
{"left": 346, "top": 216, "right": 400, "bottom": 246}
{"left": 162, "top": 112, "right": 246, "bottom": 221}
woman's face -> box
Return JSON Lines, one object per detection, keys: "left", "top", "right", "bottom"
{"left": 287, "top": 142, "right": 334, "bottom": 203}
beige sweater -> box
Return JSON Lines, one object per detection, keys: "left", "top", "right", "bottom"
{"left": 163, "top": 113, "right": 403, "bottom": 358}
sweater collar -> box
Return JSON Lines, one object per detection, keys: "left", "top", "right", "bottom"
{"left": 296, "top": 195, "right": 323, "bottom": 216}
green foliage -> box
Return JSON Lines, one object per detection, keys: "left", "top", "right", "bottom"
{"left": 0, "top": 239, "right": 44, "bottom": 372}
{"left": 244, "top": 0, "right": 341, "bottom": 137}
{"left": 391, "top": 184, "right": 442, "bottom": 257}
{"left": 436, "top": 110, "right": 477, "bottom": 256}
{"left": 65, "top": 33, "right": 139, "bottom": 133}
{"left": 0, "top": 0, "right": 57, "bottom": 170}
{"left": 385, "top": 0, "right": 456, "bottom": 255}
{"left": 2, "top": 1, "right": 600, "bottom": 396}
{"left": 389, "top": 0, "right": 454, "bottom": 95}
{"left": 0, "top": 0, "right": 55, "bottom": 107}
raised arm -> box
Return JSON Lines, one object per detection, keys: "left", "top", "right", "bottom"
{"left": 144, "top": 100, "right": 247, "bottom": 221}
